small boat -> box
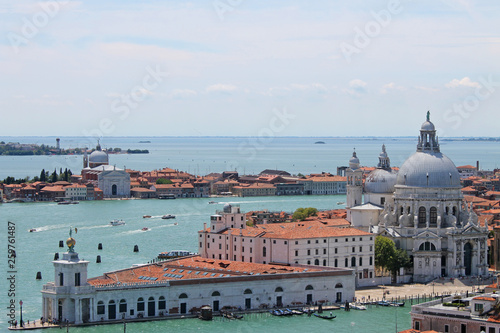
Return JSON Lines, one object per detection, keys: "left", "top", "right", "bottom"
{"left": 208, "top": 201, "right": 217, "bottom": 204}
{"left": 336, "top": 202, "right": 345, "bottom": 205}
{"left": 288, "top": 309, "right": 305, "bottom": 315}
{"left": 110, "top": 219, "right": 125, "bottom": 226}
{"left": 313, "top": 313, "right": 336, "bottom": 320}
{"left": 58, "top": 201, "right": 71, "bottom": 205}
{"left": 143, "top": 215, "right": 152, "bottom": 218}
{"left": 350, "top": 303, "right": 367, "bottom": 310}
{"left": 29, "top": 228, "right": 37, "bottom": 232}
{"left": 161, "top": 214, "right": 175, "bottom": 219}
{"left": 141, "top": 227, "right": 149, "bottom": 231}
{"left": 158, "top": 250, "right": 195, "bottom": 259}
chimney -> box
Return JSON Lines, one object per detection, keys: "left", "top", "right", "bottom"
{"left": 203, "top": 222, "right": 207, "bottom": 230}
{"left": 477, "top": 160, "right": 480, "bottom": 171}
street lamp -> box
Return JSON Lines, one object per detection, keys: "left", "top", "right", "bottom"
{"left": 19, "top": 300, "right": 23, "bottom": 328}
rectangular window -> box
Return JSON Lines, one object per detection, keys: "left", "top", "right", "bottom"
{"left": 250, "top": 248, "right": 252, "bottom": 253}
{"left": 219, "top": 244, "right": 221, "bottom": 249}
{"left": 273, "top": 240, "right": 276, "bottom": 244}
{"left": 352, "top": 247, "right": 355, "bottom": 253}
{"left": 234, "top": 255, "right": 236, "bottom": 260}
{"left": 284, "top": 241, "right": 287, "bottom": 245}
{"left": 75, "top": 272, "right": 81, "bottom": 286}
{"left": 234, "top": 245, "right": 236, "bottom": 251}
{"left": 59, "top": 273, "right": 64, "bottom": 286}
{"left": 323, "top": 249, "right": 327, "bottom": 254}
{"left": 475, "top": 304, "right": 484, "bottom": 312}
{"left": 359, "top": 246, "right": 362, "bottom": 252}
{"left": 335, "top": 239, "right": 338, "bottom": 243}
{"left": 199, "top": 242, "right": 202, "bottom": 248}
{"left": 307, "top": 250, "right": 311, "bottom": 255}
{"left": 335, "top": 248, "right": 338, "bottom": 254}
{"left": 295, "top": 241, "right": 299, "bottom": 245}
{"left": 308, "top": 240, "right": 311, "bottom": 244}
{"left": 295, "top": 250, "right": 298, "bottom": 256}
{"left": 415, "top": 321, "right": 420, "bottom": 330}
{"left": 315, "top": 249, "right": 319, "bottom": 255}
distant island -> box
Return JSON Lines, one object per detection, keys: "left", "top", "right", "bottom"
{"left": 0, "top": 141, "right": 148, "bottom": 156}
{"left": 314, "top": 141, "right": 326, "bottom": 144}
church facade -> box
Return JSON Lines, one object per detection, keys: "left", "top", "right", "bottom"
{"left": 81, "top": 143, "right": 130, "bottom": 198}
{"left": 346, "top": 113, "right": 489, "bottom": 283}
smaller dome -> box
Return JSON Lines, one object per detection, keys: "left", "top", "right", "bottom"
{"left": 223, "top": 203, "right": 232, "bottom": 213}
{"left": 365, "top": 169, "right": 397, "bottom": 193}
{"left": 421, "top": 120, "right": 435, "bottom": 131}
{"left": 349, "top": 151, "right": 360, "bottom": 169}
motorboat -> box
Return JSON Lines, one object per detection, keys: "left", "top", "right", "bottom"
{"left": 110, "top": 219, "right": 125, "bottom": 226}
{"left": 208, "top": 201, "right": 217, "bottom": 204}
{"left": 29, "top": 228, "right": 37, "bottom": 232}
{"left": 350, "top": 302, "right": 367, "bottom": 310}
{"left": 141, "top": 227, "right": 149, "bottom": 231}
{"left": 157, "top": 250, "right": 195, "bottom": 259}
{"left": 143, "top": 215, "right": 152, "bottom": 218}
{"left": 161, "top": 214, "right": 175, "bottom": 219}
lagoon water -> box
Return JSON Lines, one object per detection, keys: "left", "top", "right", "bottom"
{"left": 1, "top": 136, "right": 500, "bottom": 179}
{"left": 1, "top": 136, "right": 499, "bottom": 332}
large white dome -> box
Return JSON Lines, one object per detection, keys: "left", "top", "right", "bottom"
{"left": 396, "top": 151, "right": 460, "bottom": 188}
{"left": 89, "top": 150, "right": 108, "bottom": 163}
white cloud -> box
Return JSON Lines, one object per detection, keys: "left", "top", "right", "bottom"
{"left": 170, "top": 89, "right": 197, "bottom": 99}
{"left": 445, "top": 77, "right": 480, "bottom": 88}
{"left": 343, "top": 79, "right": 368, "bottom": 96}
{"left": 380, "top": 82, "right": 406, "bottom": 94}
{"left": 206, "top": 84, "right": 238, "bottom": 94}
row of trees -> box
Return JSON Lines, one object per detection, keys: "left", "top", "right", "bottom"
{"left": 1, "top": 168, "right": 73, "bottom": 184}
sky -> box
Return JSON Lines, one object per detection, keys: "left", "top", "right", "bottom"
{"left": 1, "top": 0, "right": 500, "bottom": 137}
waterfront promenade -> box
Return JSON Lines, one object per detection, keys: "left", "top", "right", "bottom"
{"left": 355, "top": 275, "right": 496, "bottom": 303}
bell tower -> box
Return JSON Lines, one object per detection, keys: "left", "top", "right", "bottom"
{"left": 346, "top": 150, "right": 363, "bottom": 221}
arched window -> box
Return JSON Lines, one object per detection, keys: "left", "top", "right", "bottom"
{"left": 430, "top": 207, "right": 437, "bottom": 226}
{"left": 244, "top": 289, "right": 253, "bottom": 294}
{"left": 112, "top": 184, "right": 117, "bottom": 196}
{"left": 212, "top": 291, "right": 221, "bottom": 297}
{"left": 119, "top": 299, "right": 127, "bottom": 313}
{"left": 400, "top": 207, "right": 404, "bottom": 215}
{"left": 137, "top": 297, "right": 145, "bottom": 312}
{"left": 335, "top": 283, "right": 343, "bottom": 288}
{"left": 305, "top": 285, "right": 314, "bottom": 290}
{"left": 323, "top": 259, "right": 327, "bottom": 266}
{"left": 418, "top": 207, "right": 426, "bottom": 226}
{"left": 452, "top": 206, "right": 457, "bottom": 216}
{"left": 419, "top": 242, "right": 436, "bottom": 251}
{"left": 275, "top": 287, "right": 283, "bottom": 292}
{"left": 179, "top": 293, "right": 188, "bottom": 299}
{"left": 158, "top": 296, "right": 166, "bottom": 310}
{"left": 351, "top": 257, "right": 356, "bottom": 267}
{"left": 97, "top": 301, "right": 105, "bottom": 315}
{"left": 262, "top": 246, "right": 267, "bottom": 257}
{"left": 314, "top": 259, "right": 319, "bottom": 265}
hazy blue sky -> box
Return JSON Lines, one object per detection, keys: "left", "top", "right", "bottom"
{"left": 2, "top": 0, "right": 499, "bottom": 137}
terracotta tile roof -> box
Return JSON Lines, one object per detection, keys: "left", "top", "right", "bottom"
{"left": 87, "top": 255, "right": 328, "bottom": 286}
{"left": 473, "top": 296, "right": 497, "bottom": 301}
{"left": 208, "top": 221, "right": 369, "bottom": 240}
{"left": 457, "top": 165, "right": 477, "bottom": 169}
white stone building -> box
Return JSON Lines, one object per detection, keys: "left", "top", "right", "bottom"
{"left": 41, "top": 235, "right": 354, "bottom": 324}
{"left": 199, "top": 203, "right": 375, "bottom": 287}
{"left": 346, "top": 113, "right": 489, "bottom": 282}
{"left": 65, "top": 184, "right": 88, "bottom": 201}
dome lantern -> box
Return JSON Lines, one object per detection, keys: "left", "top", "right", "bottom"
{"left": 417, "top": 111, "right": 440, "bottom": 153}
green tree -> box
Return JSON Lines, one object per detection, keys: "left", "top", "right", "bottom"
{"left": 40, "top": 169, "right": 46, "bottom": 182}
{"left": 156, "top": 178, "right": 173, "bottom": 184}
{"left": 292, "top": 207, "right": 318, "bottom": 221}
{"left": 50, "top": 169, "right": 58, "bottom": 183}
{"left": 375, "top": 236, "right": 396, "bottom": 278}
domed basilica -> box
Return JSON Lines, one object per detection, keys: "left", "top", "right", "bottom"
{"left": 346, "top": 113, "right": 488, "bottom": 282}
